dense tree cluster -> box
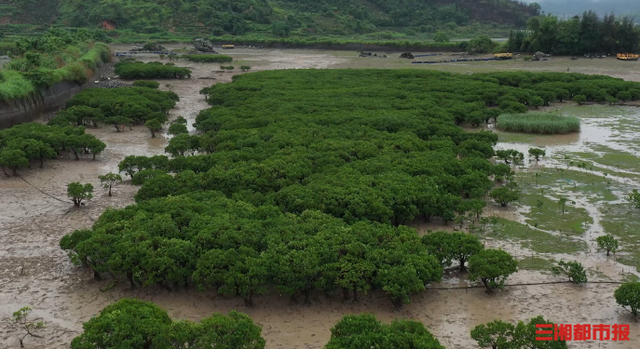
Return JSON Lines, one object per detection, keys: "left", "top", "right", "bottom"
{"left": 115, "top": 61, "right": 192, "bottom": 80}
{"left": 132, "top": 80, "right": 160, "bottom": 89}
{"left": 507, "top": 11, "right": 640, "bottom": 55}
{"left": 70, "top": 299, "right": 265, "bottom": 349}
{"left": 61, "top": 193, "right": 443, "bottom": 306}
{"left": 0, "top": 123, "right": 105, "bottom": 176}
{"left": 63, "top": 70, "right": 635, "bottom": 307}
{"left": 71, "top": 299, "right": 451, "bottom": 349}
{"left": 471, "top": 316, "right": 568, "bottom": 349}
{"left": 48, "top": 87, "right": 178, "bottom": 131}
{"left": 325, "top": 314, "right": 445, "bottom": 349}
{"left": 131, "top": 70, "right": 640, "bottom": 218}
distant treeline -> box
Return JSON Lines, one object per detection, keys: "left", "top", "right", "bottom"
{"left": 23, "top": 0, "right": 539, "bottom": 36}
{"left": 210, "top": 36, "right": 466, "bottom": 52}
{"left": 507, "top": 11, "right": 640, "bottom": 55}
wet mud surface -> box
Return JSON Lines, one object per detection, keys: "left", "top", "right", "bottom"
{"left": 1, "top": 46, "right": 639, "bottom": 348}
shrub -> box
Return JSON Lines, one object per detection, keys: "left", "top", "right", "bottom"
{"left": 596, "top": 234, "right": 618, "bottom": 256}
{"left": 614, "top": 283, "right": 640, "bottom": 321}
{"left": 573, "top": 95, "right": 587, "bottom": 104}
{"left": 551, "top": 260, "right": 587, "bottom": 284}
{"left": 496, "top": 113, "right": 580, "bottom": 134}
{"left": 67, "top": 182, "right": 93, "bottom": 207}
{"left": 489, "top": 186, "right": 520, "bottom": 207}
{"left": 182, "top": 54, "right": 233, "bottom": 63}
{"left": 628, "top": 189, "right": 640, "bottom": 208}
{"left": 115, "top": 61, "right": 191, "bottom": 79}
{"left": 617, "top": 91, "right": 632, "bottom": 102}
{"left": 606, "top": 96, "right": 619, "bottom": 105}
{"left": 433, "top": 31, "right": 449, "bottom": 43}
{"left": 528, "top": 147, "right": 546, "bottom": 161}
{"left": 133, "top": 80, "right": 160, "bottom": 89}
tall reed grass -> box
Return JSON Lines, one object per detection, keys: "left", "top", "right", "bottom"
{"left": 496, "top": 113, "right": 580, "bottom": 134}
{"left": 0, "top": 70, "right": 35, "bottom": 101}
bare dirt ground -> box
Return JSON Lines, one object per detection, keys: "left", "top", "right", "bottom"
{"left": 1, "top": 46, "right": 639, "bottom": 348}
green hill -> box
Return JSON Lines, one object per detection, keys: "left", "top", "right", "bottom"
{"left": 2, "top": 0, "right": 541, "bottom": 37}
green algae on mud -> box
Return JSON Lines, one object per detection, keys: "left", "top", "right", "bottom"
{"left": 519, "top": 194, "right": 592, "bottom": 236}
{"left": 519, "top": 169, "right": 620, "bottom": 204}
{"left": 479, "top": 218, "right": 587, "bottom": 254}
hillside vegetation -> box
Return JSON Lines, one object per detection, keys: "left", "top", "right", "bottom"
{"left": 508, "top": 11, "right": 640, "bottom": 55}
{"left": 0, "top": 29, "right": 110, "bottom": 101}
{"left": 3, "top": 0, "right": 540, "bottom": 37}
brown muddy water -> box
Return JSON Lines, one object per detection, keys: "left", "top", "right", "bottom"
{"left": 1, "top": 46, "right": 639, "bottom": 348}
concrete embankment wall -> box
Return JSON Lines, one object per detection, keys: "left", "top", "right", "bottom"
{"left": 0, "top": 65, "right": 107, "bottom": 129}
{"left": 211, "top": 41, "right": 463, "bottom": 53}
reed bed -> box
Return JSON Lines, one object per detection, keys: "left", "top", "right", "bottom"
{"left": 496, "top": 113, "right": 580, "bottom": 134}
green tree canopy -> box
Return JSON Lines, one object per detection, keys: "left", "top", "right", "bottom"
{"left": 325, "top": 314, "right": 445, "bottom": 349}
{"left": 67, "top": 182, "right": 93, "bottom": 206}
{"left": 614, "top": 282, "right": 640, "bottom": 321}
{"left": 469, "top": 249, "right": 518, "bottom": 292}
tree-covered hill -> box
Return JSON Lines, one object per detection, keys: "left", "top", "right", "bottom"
{"left": 4, "top": 0, "right": 541, "bottom": 36}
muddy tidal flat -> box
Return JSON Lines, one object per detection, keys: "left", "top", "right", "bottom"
{"left": 1, "top": 46, "right": 640, "bottom": 348}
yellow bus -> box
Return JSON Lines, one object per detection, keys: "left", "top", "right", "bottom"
{"left": 617, "top": 53, "right": 639, "bottom": 61}
{"left": 222, "top": 44, "right": 235, "bottom": 49}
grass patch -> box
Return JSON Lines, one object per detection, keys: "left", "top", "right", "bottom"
{"left": 602, "top": 204, "right": 640, "bottom": 271}
{"left": 494, "top": 130, "right": 537, "bottom": 143}
{"left": 622, "top": 273, "right": 640, "bottom": 283}
{"left": 521, "top": 197, "right": 591, "bottom": 236}
{"left": 497, "top": 112, "right": 581, "bottom": 134}
{"left": 480, "top": 218, "right": 587, "bottom": 254}
{"left": 556, "top": 105, "right": 633, "bottom": 119}
{"left": 517, "top": 174, "right": 595, "bottom": 236}
{"left": 587, "top": 268, "right": 611, "bottom": 281}
{"left": 585, "top": 144, "right": 640, "bottom": 173}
